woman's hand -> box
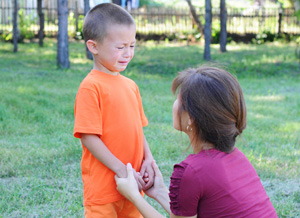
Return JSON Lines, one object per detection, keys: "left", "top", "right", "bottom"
{"left": 144, "top": 161, "right": 168, "bottom": 200}
{"left": 115, "top": 163, "right": 141, "bottom": 201}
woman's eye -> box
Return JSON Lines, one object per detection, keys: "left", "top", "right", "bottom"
{"left": 130, "top": 45, "right": 135, "bottom": 48}
{"left": 117, "top": 47, "right": 124, "bottom": 49}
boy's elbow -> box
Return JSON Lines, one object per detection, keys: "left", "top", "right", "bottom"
{"left": 81, "top": 134, "right": 95, "bottom": 146}
{"left": 81, "top": 134, "right": 101, "bottom": 147}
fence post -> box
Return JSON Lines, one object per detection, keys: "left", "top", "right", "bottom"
{"left": 278, "top": 5, "right": 282, "bottom": 35}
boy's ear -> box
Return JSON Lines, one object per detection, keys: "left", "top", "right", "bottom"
{"left": 86, "top": 40, "right": 99, "bottom": 55}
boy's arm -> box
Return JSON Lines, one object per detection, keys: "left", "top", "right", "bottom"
{"left": 81, "top": 134, "right": 146, "bottom": 189}
{"left": 81, "top": 134, "right": 127, "bottom": 178}
{"left": 140, "top": 134, "right": 155, "bottom": 189}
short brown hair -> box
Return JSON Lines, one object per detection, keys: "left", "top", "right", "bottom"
{"left": 171, "top": 66, "right": 247, "bottom": 153}
{"left": 83, "top": 3, "right": 135, "bottom": 42}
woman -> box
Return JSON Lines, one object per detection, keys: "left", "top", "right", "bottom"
{"left": 115, "top": 66, "right": 278, "bottom": 218}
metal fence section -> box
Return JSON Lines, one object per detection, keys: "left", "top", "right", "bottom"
{"left": 0, "top": 2, "right": 299, "bottom": 39}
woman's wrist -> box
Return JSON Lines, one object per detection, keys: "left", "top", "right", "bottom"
{"left": 129, "top": 191, "right": 143, "bottom": 204}
{"left": 154, "top": 186, "right": 171, "bottom": 215}
{"left": 154, "top": 185, "right": 169, "bottom": 201}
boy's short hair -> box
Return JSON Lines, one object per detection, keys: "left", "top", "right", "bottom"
{"left": 83, "top": 3, "right": 135, "bottom": 42}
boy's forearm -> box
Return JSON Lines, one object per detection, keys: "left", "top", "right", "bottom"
{"left": 81, "top": 134, "right": 127, "bottom": 178}
{"left": 143, "top": 135, "right": 153, "bottom": 161}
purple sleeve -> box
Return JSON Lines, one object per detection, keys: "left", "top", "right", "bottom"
{"left": 169, "top": 162, "right": 202, "bottom": 216}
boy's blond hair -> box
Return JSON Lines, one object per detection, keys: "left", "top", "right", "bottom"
{"left": 83, "top": 3, "right": 135, "bottom": 42}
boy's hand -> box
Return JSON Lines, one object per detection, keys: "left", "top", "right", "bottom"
{"left": 133, "top": 170, "right": 145, "bottom": 192}
{"left": 140, "top": 159, "right": 155, "bottom": 190}
{"left": 144, "top": 161, "right": 168, "bottom": 200}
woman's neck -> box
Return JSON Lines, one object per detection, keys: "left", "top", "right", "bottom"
{"left": 192, "top": 141, "right": 215, "bottom": 154}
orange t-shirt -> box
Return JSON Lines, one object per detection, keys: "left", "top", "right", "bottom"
{"left": 73, "top": 70, "right": 148, "bottom": 206}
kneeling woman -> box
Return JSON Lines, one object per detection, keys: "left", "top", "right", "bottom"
{"left": 115, "top": 66, "right": 278, "bottom": 218}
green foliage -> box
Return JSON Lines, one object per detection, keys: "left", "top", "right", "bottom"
{"left": 0, "top": 30, "right": 13, "bottom": 42}
{"left": 252, "top": 30, "right": 276, "bottom": 44}
{"left": 294, "top": 9, "right": 300, "bottom": 20}
{"left": 0, "top": 40, "right": 299, "bottom": 217}
{"left": 75, "top": 15, "right": 85, "bottom": 40}
{"left": 68, "top": 11, "right": 76, "bottom": 38}
{"left": 139, "top": 0, "right": 164, "bottom": 7}
{"left": 212, "top": 21, "right": 221, "bottom": 43}
{"left": 18, "top": 9, "right": 36, "bottom": 41}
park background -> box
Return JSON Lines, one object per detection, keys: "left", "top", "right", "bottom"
{"left": 0, "top": 0, "right": 300, "bottom": 217}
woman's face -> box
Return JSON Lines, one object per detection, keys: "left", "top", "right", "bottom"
{"left": 172, "top": 95, "right": 189, "bottom": 132}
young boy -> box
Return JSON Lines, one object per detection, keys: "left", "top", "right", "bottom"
{"left": 73, "top": 3, "right": 154, "bottom": 217}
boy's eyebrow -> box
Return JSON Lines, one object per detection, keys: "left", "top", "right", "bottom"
{"left": 118, "top": 40, "right": 136, "bottom": 45}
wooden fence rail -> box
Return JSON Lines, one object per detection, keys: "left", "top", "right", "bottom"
{"left": 0, "top": 5, "right": 299, "bottom": 40}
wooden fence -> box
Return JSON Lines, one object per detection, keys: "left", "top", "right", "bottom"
{"left": 0, "top": 4, "right": 299, "bottom": 40}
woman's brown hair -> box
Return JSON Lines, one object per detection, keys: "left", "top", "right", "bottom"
{"left": 171, "top": 66, "right": 247, "bottom": 153}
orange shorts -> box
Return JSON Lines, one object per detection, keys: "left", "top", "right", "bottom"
{"left": 84, "top": 198, "right": 143, "bottom": 218}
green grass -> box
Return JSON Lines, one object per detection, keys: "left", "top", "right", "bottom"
{"left": 0, "top": 39, "right": 299, "bottom": 217}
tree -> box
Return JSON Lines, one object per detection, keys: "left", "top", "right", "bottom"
{"left": 84, "top": 0, "right": 93, "bottom": 60}
{"left": 37, "top": 0, "right": 44, "bottom": 47}
{"left": 13, "top": 0, "right": 18, "bottom": 52}
{"left": 57, "top": 0, "right": 70, "bottom": 69}
{"left": 220, "top": 0, "right": 227, "bottom": 52}
{"left": 186, "top": 0, "right": 204, "bottom": 35}
{"left": 204, "top": 0, "right": 212, "bottom": 60}
{"left": 112, "top": 0, "right": 122, "bottom": 5}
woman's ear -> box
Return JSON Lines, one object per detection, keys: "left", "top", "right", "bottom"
{"left": 188, "top": 116, "right": 194, "bottom": 126}
{"left": 86, "top": 40, "right": 99, "bottom": 55}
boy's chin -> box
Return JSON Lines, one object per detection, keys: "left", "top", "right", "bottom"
{"left": 117, "top": 66, "right": 128, "bottom": 72}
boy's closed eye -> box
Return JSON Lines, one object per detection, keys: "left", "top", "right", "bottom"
{"left": 117, "top": 44, "right": 135, "bottom": 50}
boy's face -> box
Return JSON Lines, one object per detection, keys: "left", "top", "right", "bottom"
{"left": 94, "top": 24, "right": 136, "bottom": 75}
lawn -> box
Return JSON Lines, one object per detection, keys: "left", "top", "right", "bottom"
{"left": 0, "top": 39, "right": 299, "bottom": 217}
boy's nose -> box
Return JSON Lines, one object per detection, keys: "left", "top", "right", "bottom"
{"left": 123, "top": 47, "right": 132, "bottom": 57}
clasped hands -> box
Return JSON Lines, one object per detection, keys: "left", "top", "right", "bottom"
{"left": 115, "top": 160, "right": 166, "bottom": 201}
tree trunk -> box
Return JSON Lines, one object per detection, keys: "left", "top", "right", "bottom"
{"left": 13, "top": 0, "right": 18, "bottom": 52}
{"left": 220, "top": 0, "right": 227, "bottom": 52}
{"left": 37, "top": 0, "right": 44, "bottom": 47}
{"left": 186, "top": 0, "right": 204, "bottom": 36}
{"left": 57, "top": 0, "right": 70, "bottom": 69}
{"left": 84, "top": 0, "right": 93, "bottom": 60}
{"left": 112, "top": 0, "right": 122, "bottom": 5}
{"left": 204, "top": 0, "right": 212, "bottom": 60}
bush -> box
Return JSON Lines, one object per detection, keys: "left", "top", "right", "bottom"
{"left": 252, "top": 30, "right": 277, "bottom": 44}
{"left": 18, "top": 9, "right": 36, "bottom": 41}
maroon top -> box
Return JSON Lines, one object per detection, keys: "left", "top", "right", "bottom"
{"left": 169, "top": 148, "right": 278, "bottom": 218}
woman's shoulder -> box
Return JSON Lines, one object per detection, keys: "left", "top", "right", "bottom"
{"left": 173, "top": 148, "right": 249, "bottom": 176}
